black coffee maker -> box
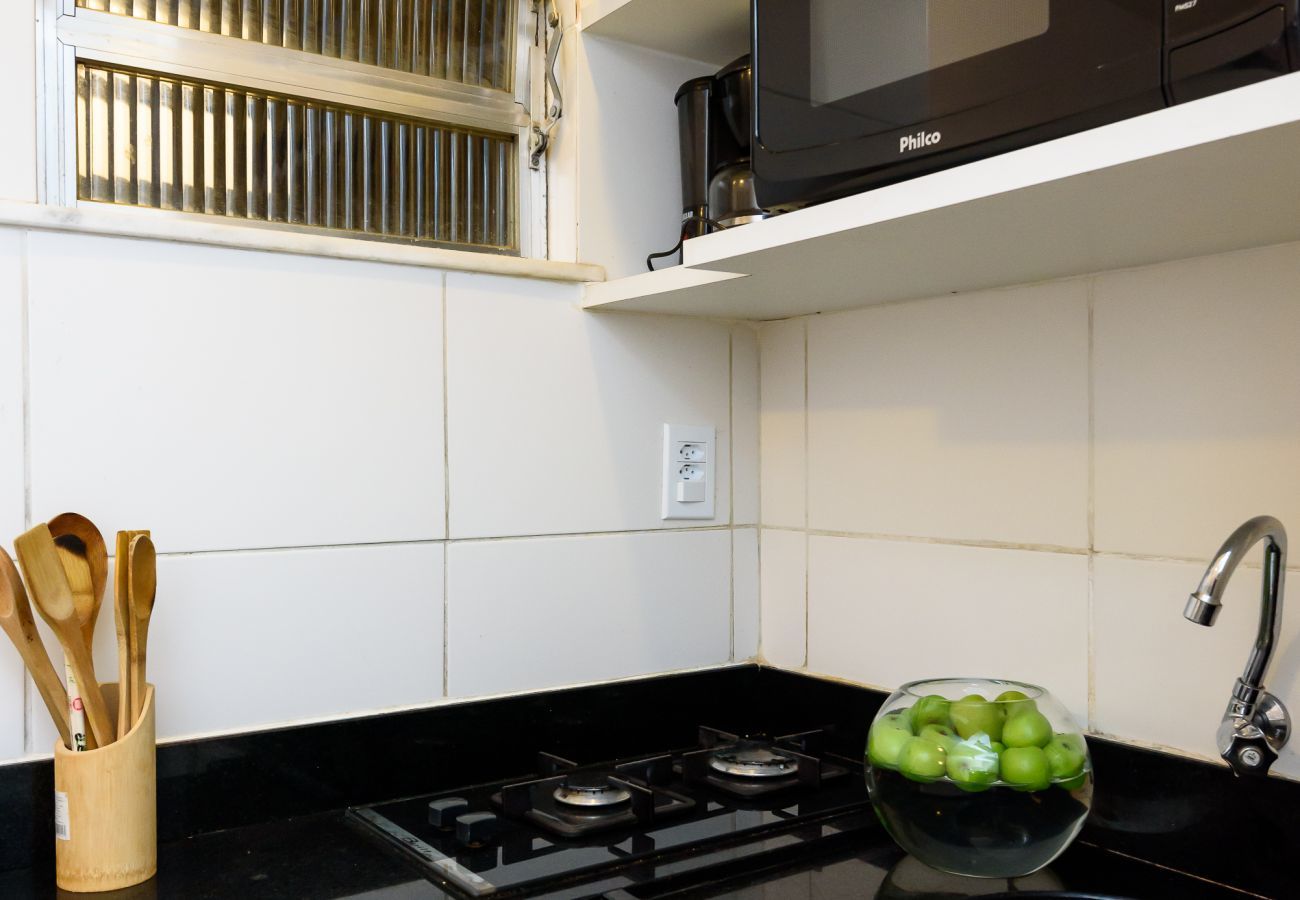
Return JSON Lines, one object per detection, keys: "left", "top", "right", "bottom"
{"left": 708, "top": 56, "right": 766, "bottom": 230}
{"left": 650, "top": 55, "right": 766, "bottom": 270}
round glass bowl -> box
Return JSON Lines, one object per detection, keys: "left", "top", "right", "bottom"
{"left": 865, "top": 678, "right": 1092, "bottom": 878}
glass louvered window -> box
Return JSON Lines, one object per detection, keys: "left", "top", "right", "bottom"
{"left": 42, "top": 0, "right": 553, "bottom": 256}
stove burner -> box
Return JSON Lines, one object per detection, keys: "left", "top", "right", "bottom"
{"left": 708, "top": 741, "right": 800, "bottom": 779}
{"left": 552, "top": 772, "right": 633, "bottom": 808}
{"left": 491, "top": 752, "right": 696, "bottom": 838}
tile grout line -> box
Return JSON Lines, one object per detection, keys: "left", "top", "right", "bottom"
{"left": 1086, "top": 277, "right": 1098, "bottom": 733}
{"left": 802, "top": 318, "right": 810, "bottom": 670}
{"left": 755, "top": 325, "right": 766, "bottom": 664}
{"left": 728, "top": 529, "right": 736, "bottom": 663}
{"left": 132, "top": 525, "right": 744, "bottom": 560}
{"left": 19, "top": 230, "right": 32, "bottom": 756}
{"left": 728, "top": 330, "right": 735, "bottom": 662}
{"left": 441, "top": 273, "right": 450, "bottom": 700}
{"left": 750, "top": 526, "right": 1294, "bottom": 572}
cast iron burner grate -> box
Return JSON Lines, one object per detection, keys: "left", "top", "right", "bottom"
{"left": 492, "top": 752, "right": 695, "bottom": 838}
{"left": 680, "top": 726, "right": 850, "bottom": 798}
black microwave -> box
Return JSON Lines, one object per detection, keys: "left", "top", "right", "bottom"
{"left": 752, "top": 0, "right": 1300, "bottom": 210}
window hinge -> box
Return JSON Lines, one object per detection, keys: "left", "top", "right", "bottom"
{"left": 529, "top": 0, "right": 564, "bottom": 170}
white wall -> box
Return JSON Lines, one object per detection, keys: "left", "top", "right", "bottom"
{"left": 0, "top": 1, "right": 37, "bottom": 204}
{"left": 756, "top": 240, "right": 1300, "bottom": 779}
{"left": 557, "top": 33, "right": 715, "bottom": 279}
{"left": 0, "top": 230, "right": 759, "bottom": 762}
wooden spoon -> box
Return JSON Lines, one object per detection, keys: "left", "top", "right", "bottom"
{"left": 14, "top": 525, "right": 114, "bottom": 749}
{"left": 114, "top": 529, "right": 149, "bottom": 741}
{"left": 47, "top": 514, "right": 108, "bottom": 750}
{"left": 0, "top": 548, "right": 72, "bottom": 748}
{"left": 48, "top": 514, "right": 108, "bottom": 649}
{"left": 127, "top": 534, "right": 157, "bottom": 730}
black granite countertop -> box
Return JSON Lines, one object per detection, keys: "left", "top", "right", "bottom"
{"left": 0, "top": 813, "right": 437, "bottom": 899}
{"left": 0, "top": 667, "right": 1294, "bottom": 899}
{"left": 0, "top": 811, "right": 1259, "bottom": 900}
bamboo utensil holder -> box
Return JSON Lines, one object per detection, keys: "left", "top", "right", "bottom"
{"left": 53, "top": 683, "right": 157, "bottom": 892}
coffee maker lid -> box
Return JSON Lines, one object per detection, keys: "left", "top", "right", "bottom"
{"left": 716, "top": 54, "right": 750, "bottom": 80}
{"left": 674, "top": 75, "right": 714, "bottom": 105}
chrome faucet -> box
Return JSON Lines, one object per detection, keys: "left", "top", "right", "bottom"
{"left": 1185, "top": 516, "right": 1289, "bottom": 776}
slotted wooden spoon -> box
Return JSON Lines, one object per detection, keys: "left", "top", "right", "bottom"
{"left": 0, "top": 547, "right": 72, "bottom": 748}
{"left": 127, "top": 534, "right": 157, "bottom": 731}
{"left": 14, "top": 525, "right": 113, "bottom": 749}
{"left": 48, "top": 514, "right": 108, "bottom": 750}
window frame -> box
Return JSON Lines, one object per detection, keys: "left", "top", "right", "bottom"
{"left": 36, "top": 0, "right": 549, "bottom": 259}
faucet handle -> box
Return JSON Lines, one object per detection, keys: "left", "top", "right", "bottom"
{"left": 1220, "top": 728, "right": 1278, "bottom": 776}
{"left": 1216, "top": 689, "right": 1290, "bottom": 777}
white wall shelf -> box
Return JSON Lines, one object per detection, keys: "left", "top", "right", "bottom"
{"left": 580, "top": 0, "right": 749, "bottom": 67}
{"left": 582, "top": 73, "right": 1300, "bottom": 320}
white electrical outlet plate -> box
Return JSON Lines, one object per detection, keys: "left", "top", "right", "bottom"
{"left": 662, "top": 424, "right": 716, "bottom": 520}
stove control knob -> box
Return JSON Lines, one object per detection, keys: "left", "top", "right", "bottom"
{"left": 456, "top": 811, "right": 500, "bottom": 846}
{"left": 428, "top": 797, "right": 469, "bottom": 828}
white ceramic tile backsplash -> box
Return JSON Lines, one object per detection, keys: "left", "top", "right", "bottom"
{"left": 0, "top": 229, "right": 24, "bottom": 548}
{"left": 806, "top": 536, "right": 1089, "bottom": 723}
{"left": 1093, "top": 554, "right": 1300, "bottom": 778}
{"left": 0, "top": 659, "right": 21, "bottom": 762}
{"left": 0, "top": 229, "right": 25, "bottom": 761}
{"left": 758, "top": 238, "right": 1300, "bottom": 773}
{"left": 1, "top": 228, "right": 745, "bottom": 762}
{"left": 758, "top": 321, "right": 806, "bottom": 529}
{"left": 445, "top": 273, "right": 731, "bottom": 539}
{"left": 0, "top": 3, "right": 36, "bottom": 203}
{"left": 26, "top": 233, "right": 445, "bottom": 553}
{"left": 1094, "top": 242, "right": 1300, "bottom": 561}
{"left": 806, "top": 282, "right": 1090, "bottom": 548}
{"left": 732, "top": 527, "right": 759, "bottom": 660}
{"left": 759, "top": 529, "right": 806, "bottom": 669}
{"left": 446, "top": 530, "right": 731, "bottom": 697}
{"left": 29, "top": 544, "right": 443, "bottom": 749}
{"left": 731, "top": 327, "right": 760, "bottom": 526}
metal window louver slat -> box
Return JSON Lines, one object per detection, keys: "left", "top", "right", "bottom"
{"left": 78, "top": 0, "right": 516, "bottom": 91}
{"left": 78, "top": 0, "right": 517, "bottom": 90}
{"left": 76, "top": 61, "right": 518, "bottom": 252}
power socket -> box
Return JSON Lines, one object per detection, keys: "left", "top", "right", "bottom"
{"left": 662, "top": 425, "right": 715, "bottom": 520}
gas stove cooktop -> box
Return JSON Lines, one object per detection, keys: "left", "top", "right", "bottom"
{"left": 346, "top": 726, "right": 875, "bottom": 899}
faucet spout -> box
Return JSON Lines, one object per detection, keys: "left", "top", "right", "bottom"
{"left": 1185, "top": 516, "right": 1289, "bottom": 776}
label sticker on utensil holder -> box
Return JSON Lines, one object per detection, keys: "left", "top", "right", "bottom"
{"left": 54, "top": 791, "right": 70, "bottom": 840}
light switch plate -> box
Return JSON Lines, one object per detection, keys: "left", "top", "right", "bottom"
{"left": 662, "top": 424, "right": 716, "bottom": 520}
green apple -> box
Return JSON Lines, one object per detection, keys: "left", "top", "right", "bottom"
{"left": 950, "top": 694, "right": 1006, "bottom": 742}
{"left": 1002, "top": 710, "right": 1053, "bottom": 748}
{"left": 918, "top": 724, "right": 958, "bottom": 751}
{"left": 883, "top": 707, "right": 914, "bottom": 731}
{"left": 867, "top": 717, "right": 915, "bottom": 768}
{"left": 897, "top": 737, "right": 947, "bottom": 783}
{"left": 995, "top": 690, "right": 1038, "bottom": 719}
{"left": 911, "top": 695, "right": 952, "bottom": 730}
{"left": 945, "top": 740, "right": 999, "bottom": 792}
{"left": 1044, "top": 733, "right": 1087, "bottom": 788}
{"left": 990, "top": 741, "right": 1006, "bottom": 754}
{"left": 1000, "top": 746, "right": 1051, "bottom": 791}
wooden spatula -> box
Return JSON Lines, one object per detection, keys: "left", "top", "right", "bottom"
{"left": 14, "top": 525, "right": 114, "bottom": 749}
{"left": 0, "top": 548, "right": 72, "bottom": 748}
{"left": 47, "top": 515, "right": 108, "bottom": 750}
{"left": 114, "top": 529, "right": 149, "bottom": 741}
{"left": 127, "top": 534, "right": 157, "bottom": 731}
